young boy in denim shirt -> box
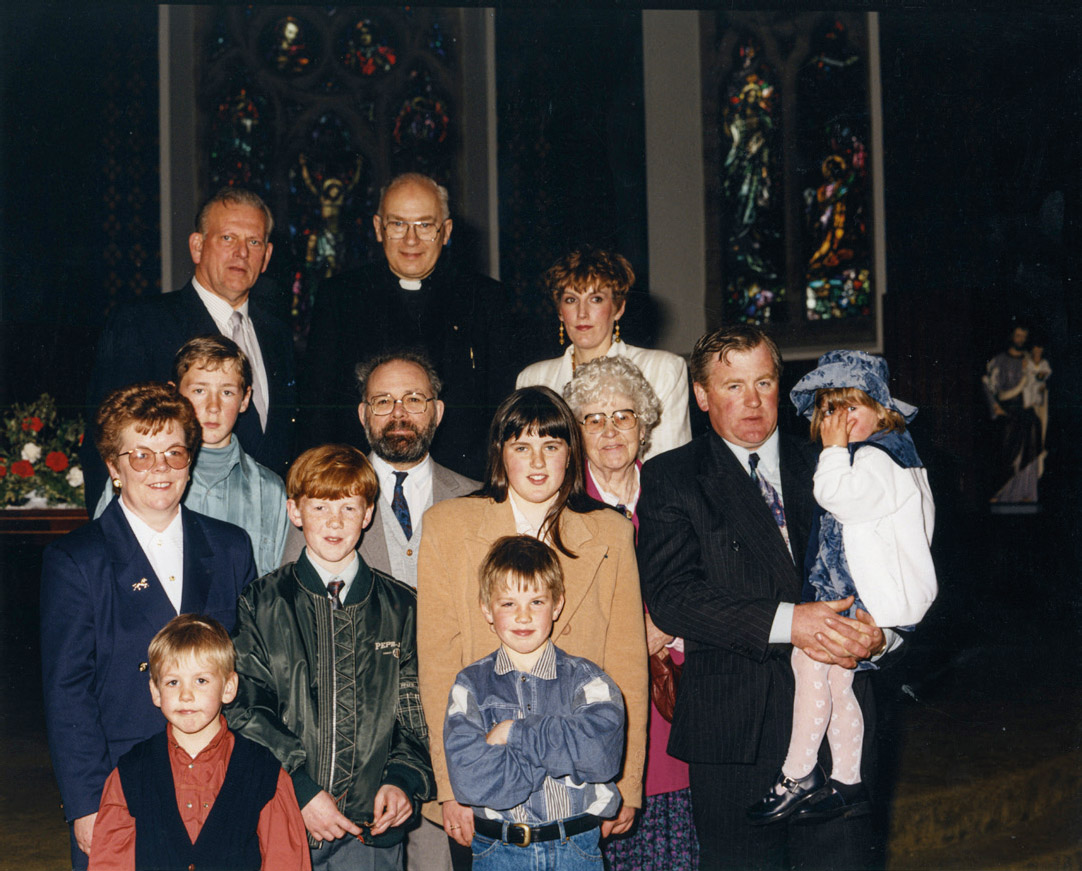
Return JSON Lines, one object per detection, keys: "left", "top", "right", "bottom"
{"left": 443, "top": 536, "right": 625, "bottom": 869}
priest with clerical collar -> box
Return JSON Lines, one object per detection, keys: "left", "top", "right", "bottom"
{"left": 303, "top": 172, "right": 524, "bottom": 480}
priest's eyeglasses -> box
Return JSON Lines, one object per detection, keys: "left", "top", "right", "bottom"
{"left": 580, "top": 409, "right": 638, "bottom": 434}
{"left": 366, "top": 393, "right": 435, "bottom": 415}
{"left": 379, "top": 218, "right": 444, "bottom": 242}
{"left": 118, "top": 446, "right": 191, "bottom": 471}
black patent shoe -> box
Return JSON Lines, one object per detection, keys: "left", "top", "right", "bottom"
{"left": 746, "top": 765, "right": 831, "bottom": 825}
{"left": 793, "top": 780, "right": 871, "bottom": 824}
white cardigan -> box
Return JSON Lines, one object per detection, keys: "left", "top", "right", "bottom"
{"left": 814, "top": 445, "right": 937, "bottom": 628}
{"left": 516, "top": 342, "right": 692, "bottom": 461}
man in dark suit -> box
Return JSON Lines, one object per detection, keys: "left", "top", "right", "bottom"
{"left": 637, "top": 325, "right": 885, "bottom": 871}
{"left": 302, "top": 173, "right": 521, "bottom": 479}
{"left": 83, "top": 188, "right": 296, "bottom": 507}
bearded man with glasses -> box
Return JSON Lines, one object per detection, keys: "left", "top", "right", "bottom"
{"left": 304, "top": 173, "right": 524, "bottom": 479}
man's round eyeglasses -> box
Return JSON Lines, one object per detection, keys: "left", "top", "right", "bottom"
{"left": 118, "top": 446, "right": 191, "bottom": 472}
{"left": 379, "top": 218, "right": 444, "bottom": 242}
{"left": 366, "top": 393, "right": 435, "bottom": 415}
{"left": 580, "top": 410, "right": 638, "bottom": 434}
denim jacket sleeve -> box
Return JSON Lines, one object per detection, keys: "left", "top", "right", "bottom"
{"left": 506, "top": 669, "right": 625, "bottom": 784}
{"left": 444, "top": 672, "right": 548, "bottom": 811}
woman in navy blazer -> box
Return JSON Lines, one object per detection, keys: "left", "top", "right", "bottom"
{"left": 41, "top": 383, "right": 256, "bottom": 869}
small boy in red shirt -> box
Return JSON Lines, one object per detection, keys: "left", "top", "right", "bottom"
{"left": 89, "top": 614, "right": 310, "bottom": 870}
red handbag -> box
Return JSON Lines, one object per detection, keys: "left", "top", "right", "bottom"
{"left": 649, "top": 648, "right": 682, "bottom": 723}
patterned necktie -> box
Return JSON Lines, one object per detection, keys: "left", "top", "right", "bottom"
{"left": 749, "top": 452, "right": 792, "bottom": 558}
{"left": 327, "top": 579, "right": 344, "bottom": 611}
{"left": 228, "top": 310, "right": 267, "bottom": 431}
{"left": 392, "top": 471, "right": 413, "bottom": 540}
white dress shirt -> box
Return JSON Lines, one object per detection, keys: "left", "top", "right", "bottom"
{"left": 119, "top": 501, "right": 185, "bottom": 614}
{"left": 369, "top": 452, "right": 435, "bottom": 537}
{"left": 192, "top": 277, "right": 269, "bottom": 428}
{"left": 718, "top": 429, "right": 794, "bottom": 644}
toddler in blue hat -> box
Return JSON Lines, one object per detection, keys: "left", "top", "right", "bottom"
{"left": 748, "top": 350, "right": 937, "bottom": 825}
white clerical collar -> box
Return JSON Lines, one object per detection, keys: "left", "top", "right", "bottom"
{"left": 369, "top": 452, "right": 433, "bottom": 499}
{"left": 192, "top": 277, "right": 249, "bottom": 331}
{"left": 398, "top": 278, "right": 423, "bottom": 291}
{"left": 720, "top": 427, "right": 781, "bottom": 477}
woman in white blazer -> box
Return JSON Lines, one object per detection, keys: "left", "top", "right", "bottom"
{"left": 516, "top": 249, "right": 691, "bottom": 461}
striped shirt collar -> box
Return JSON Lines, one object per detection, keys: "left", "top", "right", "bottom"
{"left": 494, "top": 640, "right": 557, "bottom": 679}
{"left": 192, "top": 276, "right": 249, "bottom": 332}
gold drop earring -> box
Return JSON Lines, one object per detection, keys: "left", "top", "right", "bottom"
{"left": 558, "top": 322, "right": 565, "bottom": 346}
{"left": 613, "top": 322, "right": 621, "bottom": 344}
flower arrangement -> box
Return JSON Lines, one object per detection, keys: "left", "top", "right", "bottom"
{"left": 0, "top": 394, "right": 85, "bottom": 507}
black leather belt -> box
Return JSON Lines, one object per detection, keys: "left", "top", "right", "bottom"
{"left": 473, "top": 814, "right": 600, "bottom": 847}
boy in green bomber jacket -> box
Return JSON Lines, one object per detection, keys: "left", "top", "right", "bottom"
{"left": 227, "top": 444, "right": 434, "bottom": 870}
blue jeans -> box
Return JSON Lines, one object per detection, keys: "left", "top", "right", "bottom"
{"left": 472, "top": 822, "right": 603, "bottom": 870}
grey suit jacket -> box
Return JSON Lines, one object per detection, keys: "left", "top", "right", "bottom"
{"left": 280, "top": 458, "right": 479, "bottom": 578}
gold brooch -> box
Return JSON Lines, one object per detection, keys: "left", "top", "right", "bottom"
{"left": 132, "top": 578, "right": 149, "bottom": 591}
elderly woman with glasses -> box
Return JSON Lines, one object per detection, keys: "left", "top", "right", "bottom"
{"left": 516, "top": 248, "right": 691, "bottom": 461}
{"left": 564, "top": 357, "right": 700, "bottom": 869}
{"left": 40, "top": 382, "right": 257, "bottom": 869}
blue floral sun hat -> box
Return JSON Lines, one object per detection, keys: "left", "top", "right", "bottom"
{"left": 789, "top": 350, "right": 918, "bottom": 422}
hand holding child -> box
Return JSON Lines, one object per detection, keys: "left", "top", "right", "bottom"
{"left": 369, "top": 784, "right": 412, "bottom": 835}
{"left": 819, "top": 404, "right": 854, "bottom": 448}
{"left": 302, "top": 790, "right": 364, "bottom": 842}
{"left": 485, "top": 719, "right": 514, "bottom": 745}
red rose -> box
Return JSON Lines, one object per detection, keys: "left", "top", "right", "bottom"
{"left": 11, "top": 460, "right": 34, "bottom": 477}
{"left": 45, "top": 451, "right": 69, "bottom": 472}
{"left": 0, "top": 464, "right": 6, "bottom": 478}
{"left": 23, "top": 416, "right": 44, "bottom": 432}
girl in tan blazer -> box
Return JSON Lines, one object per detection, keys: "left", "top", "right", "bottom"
{"left": 417, "top": 387, "right": 649, "bottom": 856}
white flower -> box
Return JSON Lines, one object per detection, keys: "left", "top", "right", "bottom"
{"left": 21, "top": 443, "right": 41, "bottom": 463}
{"left": 67, "top": 467, "right": 84, "bottom": 488}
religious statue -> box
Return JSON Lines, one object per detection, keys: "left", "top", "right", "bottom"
{"left": 981, "top": 325, "right": 1050, "bottom": 503}
{"left": 298, "top": 152, "right": 363, "bottom": 279}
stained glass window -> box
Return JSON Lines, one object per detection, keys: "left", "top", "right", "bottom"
{"left": 720, "top": 39, "right": 785, "bottom": 324}
{"left": 199, "top": 7, "right": 458, "bottom": 343}
{"left": 798, "top": 18, "right": 872, "bottom": 321}
{"left": 708, "top": 12, "right": 880, "bottom": 347}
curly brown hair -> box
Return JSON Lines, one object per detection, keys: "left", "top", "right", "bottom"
{"left": 94, "top": 382, "right": 201, "bottom": 465}
{"left": 543, "top": 248, "right": 635, "bottom": 308}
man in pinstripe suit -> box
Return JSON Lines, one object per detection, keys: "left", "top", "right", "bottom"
{"left": 638, "top": 325, "right": 885, "bottom": 871}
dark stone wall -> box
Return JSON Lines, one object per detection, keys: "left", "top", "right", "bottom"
{"left": 0, "top": 3, "right": 159, "bottom": 411}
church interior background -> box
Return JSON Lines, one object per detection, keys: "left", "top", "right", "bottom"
{"left": 0, "top": 6, "right": 1079, "bottom": 868}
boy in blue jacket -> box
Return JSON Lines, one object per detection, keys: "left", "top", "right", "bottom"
{"left": 443, "top": 536, "right": 625, "bottom": 870}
